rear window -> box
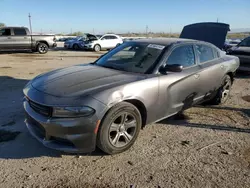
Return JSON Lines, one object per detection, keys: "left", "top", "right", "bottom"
{"left": 195, "top": 44, "right": 215, "bottom": 63}
{"left": 13, "top": 28, "right": 27, "bottom": 35}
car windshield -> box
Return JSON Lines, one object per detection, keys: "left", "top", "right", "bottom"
{"left": 238, "top": 37, "right": 250, "bottom": 47}
{"left": 95, "top": 42, "right": 165, "bottom": 74}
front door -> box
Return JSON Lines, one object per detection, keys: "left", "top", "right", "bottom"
{"left": 12, "top": 28, "right": 30, "bottom": 49}
{"left": 158, "top": 44, "right": 202, "bottom": 117}
{"left": 0, "top": 28, "right": 12, "bottom": 49}
{"left": 100, "top": 36, "right": 111, "bottom": 49}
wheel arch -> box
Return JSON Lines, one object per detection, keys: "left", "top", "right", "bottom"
{"left": 124, "top": 99, "right": 147, "bottom": 128}
{"left": 36, "top": 40, "right": 49, "bottom": 48}
{"left": 226, "top": 72, "right": 234, "bottom": 83}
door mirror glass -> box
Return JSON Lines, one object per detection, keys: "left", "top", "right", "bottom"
{"left": 159, "top": 64, "right": 183, "bottom": 74}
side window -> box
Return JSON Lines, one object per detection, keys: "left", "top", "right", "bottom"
{"left": 102, "top": 36, "right": 110, "bottom": 40}
{"left": 109, "top": 36, "right": 118, "bottom": 40}
{"left": 13, "top": 28, "right": 27, "bottom": 36}
{"left": 167, "top": 45, "right": 195, "bottom": 68}
{"left": 0, "top": 29, "right": 11, "bottom": 36}
{"left": 195, "top": 45, "right": 215, "bottom": 63}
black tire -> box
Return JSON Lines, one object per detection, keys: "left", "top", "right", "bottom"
{"left": 94, "top": 44, "right": 101, "bottom": 52}
{"left": 73, "top": 44, "right": 79, "bottom": 50}
{"left": 37, "top": 43, "right": 48, "bottom": 54}
{"left": 206, "top": 75, "right": 232, "bottom": 105}
{"left": 97, "top": 102, "right": 142, "bottom": 155}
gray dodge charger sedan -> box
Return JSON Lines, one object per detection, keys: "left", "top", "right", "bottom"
{"left": 23, "top": 23, "right": 239, "bottom": 154}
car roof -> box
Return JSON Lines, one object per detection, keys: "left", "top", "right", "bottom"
{"left": 1, "top": 26, "right": 28, "bottom": 29}
{"left": 132, "top": 38, "right": 197, "bottom": 46}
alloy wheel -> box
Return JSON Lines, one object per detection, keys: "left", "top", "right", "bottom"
{"left": 221, "top": 77, "right": 231, "bottom": 103}
{"left": 108, "top": 112, "right": 137, "bottom": 148}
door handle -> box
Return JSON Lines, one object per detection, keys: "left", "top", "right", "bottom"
{"left": 7, "top": 37, "right": 11, "bottom": 39}
{"left": 194, "top": 74, "right": 200, "bottom": 79}
{"left": 220, "top": 65, "right": 224, "bottom": 69}
{"left": 24, "top": 37, "right": 27, "bottom": 39}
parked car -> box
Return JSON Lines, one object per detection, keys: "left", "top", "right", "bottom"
{"left": 64, "top": 34, "right": 97, "bottom": 50}
{"left": 223, "top": 39, "right": 241, "bottom": 51}
{"left": 227, "top": 36, "right": 250, "bottom": 71}
{"left": 0, "top": 27, "right": 57, "bottom": 54}
{"left": 84, "top": 34, "right": 123, "bottom": 51}
{"left": 23, "top": 22, "right": 239, "bottom": 154}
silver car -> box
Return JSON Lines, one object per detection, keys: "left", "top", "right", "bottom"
{"left": 23, "top": 23, "right": 239, "bottom": 154}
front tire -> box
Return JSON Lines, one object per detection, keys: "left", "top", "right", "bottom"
{"left": 206, "top": 75, "right": 232, "bottom": 105}
{"left": 37, "top": 43, "right": 48, "bottom": 54}
{"left": 73, "top": 44, "right": 80, "bottom": 50}
{"left": 97, "top": 102, "right": 142, "bottom": 155}
{"left": 94, "top": 44, "right": 101, "bottom": 52}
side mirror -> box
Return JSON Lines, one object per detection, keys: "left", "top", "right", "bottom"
{"left": 159, "top": 64, "right": 183, "bottom": 74}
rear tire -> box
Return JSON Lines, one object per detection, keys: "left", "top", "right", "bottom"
{"left": 206, "top": 75, "right": 232, "bottom": 105}
{"left": 37, "top": 43, "right": 48, "bottom": 54}
{"left": 94, "top": 44, "right": 101, "bottom": 52}
{"left": 97, "top": 102, "right": 142, "bottom": 155}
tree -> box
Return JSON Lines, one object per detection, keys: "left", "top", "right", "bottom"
{"left": 0, "top": 23, "right": 6, "bottom": 27}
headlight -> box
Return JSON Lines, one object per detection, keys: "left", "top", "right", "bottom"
{"left": 53, "top": 106, "right": 95, "bottom": 117}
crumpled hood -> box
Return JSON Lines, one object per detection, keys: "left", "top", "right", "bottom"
{"left": 31, "top": 64, "right": 146, "bottom": 98}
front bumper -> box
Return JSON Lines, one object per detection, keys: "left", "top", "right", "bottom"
{"left": 23, "top": 100, "right": 97, "bottom": 153}
{"left": 83, "top": 44, "right": 94, "bottom": 50}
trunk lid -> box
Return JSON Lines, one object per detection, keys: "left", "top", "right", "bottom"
{"left": 180, "top": 22, "right": 230, "bottom": 49}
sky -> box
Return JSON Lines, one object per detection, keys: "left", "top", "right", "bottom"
{"left": 0, "top": 0, "right": 249, "bottom": 34}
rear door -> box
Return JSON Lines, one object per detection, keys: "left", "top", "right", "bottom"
{"left": 12, "top": 28, "right": 30, "bottom": 49}
{"left": 194, "top": 44, "right": 224, "bottom": 99}
{"left": 158, "top": 44, "right": 202, "bottom": 117}
{"left": 0, "top": 28, "right": 12, "bottom": 49}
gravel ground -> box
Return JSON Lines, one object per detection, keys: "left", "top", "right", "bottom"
{"left": 0, "top": 48, "right": 249, "bottom": 188}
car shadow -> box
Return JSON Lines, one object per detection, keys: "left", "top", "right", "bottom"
{"left": 157, "top": 105, "right": 250, "bottom": 134}
{"left": 0, "top": 50, "right": 33, "bottom": 54}
{"left": 0, "top": 76, "right": 106, "bottom": 159}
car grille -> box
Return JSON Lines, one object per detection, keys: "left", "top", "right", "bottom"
{"left": 29, "top": 100, "right": 52, "bottom": 117}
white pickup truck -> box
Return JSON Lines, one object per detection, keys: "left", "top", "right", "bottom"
{"left": 0, "top": 26, "right": 57, "bottom": 54}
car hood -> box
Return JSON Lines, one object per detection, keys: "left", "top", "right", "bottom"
{"left": 31, "top": 64, "right": 147, "bottom": 98}
{"left": 65, "top": 39, "right": 77, "bottom": 44}
{"left": 180, "top": 22, "right": 230, "bottom": 49}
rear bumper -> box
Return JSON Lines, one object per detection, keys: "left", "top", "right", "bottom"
{"left": 23, "top": 100, "right": 97, "bottom": 153}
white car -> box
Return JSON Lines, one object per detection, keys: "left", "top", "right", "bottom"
{"left": 84, "top": 34, "right": 123, "bottom": 51}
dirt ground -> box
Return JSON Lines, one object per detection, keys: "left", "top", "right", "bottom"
{"left": 0, "top": 47, "right": 249, "bottom": 188}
